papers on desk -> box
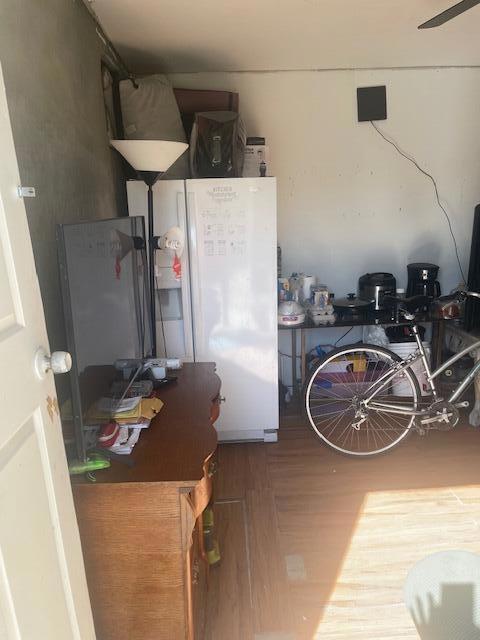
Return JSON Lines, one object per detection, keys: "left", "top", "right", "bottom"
{"left": 117, "top": 416, "right": 151, "bottom": 429}
{"left": 92, "top": 397, "right": 165, "bottom": 455}
{"left": 124, "top": 397, "right": 163, "bottom": 421}
{"left": 95, "top": 396, "right": 141, "bottom": 415}
{"left": 108, "top": 426, "right": 142, "bottom": 455}
{"left": 87, "top": 397, "right": 163, "bottom": 424}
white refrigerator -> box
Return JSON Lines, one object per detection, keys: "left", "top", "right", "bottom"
{"left": 127, "top": 177, "right": 279, "bottom": 442}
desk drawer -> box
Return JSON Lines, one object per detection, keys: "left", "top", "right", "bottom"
{"left": 210, "top": 391, "right": 224, "bottom": 424}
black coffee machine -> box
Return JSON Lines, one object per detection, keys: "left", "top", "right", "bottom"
{"left": 406, "top": 263, "right": 441, "bottom": 299}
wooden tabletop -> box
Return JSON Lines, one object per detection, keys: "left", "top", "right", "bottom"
{"left": 72, "top": 362, "right": 220, "bottom": 485}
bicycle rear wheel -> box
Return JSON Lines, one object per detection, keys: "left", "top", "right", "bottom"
{"left": 304, "top": 344, "right": 420, "bottom": 457}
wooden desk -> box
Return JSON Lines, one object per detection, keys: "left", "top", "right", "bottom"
{"left": 72, "top": 363, "right": 221, "bottom": 640}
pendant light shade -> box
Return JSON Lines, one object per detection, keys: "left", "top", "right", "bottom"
{"left": 110, "top": 139, "right": 188, "bottom": 173}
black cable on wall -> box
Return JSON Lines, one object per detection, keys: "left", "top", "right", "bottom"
{"left": 370, "top": 120, "right": 467, "bottom": 285}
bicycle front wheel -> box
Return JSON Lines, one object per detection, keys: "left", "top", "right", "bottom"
{"left": 304, "top": 344, "right": 420, "bottom": 457}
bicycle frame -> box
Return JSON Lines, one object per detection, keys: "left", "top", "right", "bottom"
{"left": 364, "top": 324, "right": 480, "bottom": 417}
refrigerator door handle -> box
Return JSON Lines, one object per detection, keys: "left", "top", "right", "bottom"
{"left": 186, "top": 190, "right": 204, "bottom": 353}
{"left": 177, "top": 189, "right": 195, "bottom": 361}
{"left": 176, "top": 191, "right": 184, "bottom": 219}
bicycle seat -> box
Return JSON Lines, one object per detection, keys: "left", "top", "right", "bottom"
{"left": 382, "top": 295, "right": 430, "bottom": 314}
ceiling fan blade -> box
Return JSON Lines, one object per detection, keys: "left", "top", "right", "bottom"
{"left": 418, "top": 0, "right": 480, "bottom": 28}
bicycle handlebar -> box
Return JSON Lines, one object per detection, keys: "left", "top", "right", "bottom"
{"left": 437, "top": 290, "right": 480, "bottom": 303}
{"left": 391, "top": 291, "right": 480, "bottom": 321}
{"left": 383, "top": 291, "right": 479, "bottom": 321}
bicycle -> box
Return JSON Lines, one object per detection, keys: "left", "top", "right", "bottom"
{"left": 304, "top": 291, "right": 480, "bottom": 457}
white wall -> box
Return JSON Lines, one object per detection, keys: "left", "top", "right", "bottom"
{"left": 169, "top": 68, "right": 480, "bottom": 296}
{"left": 168, "top": 67, "right": 480, "bottom": 387}
{"left": 0, "top": 0, "right": 126, "bottom": 404}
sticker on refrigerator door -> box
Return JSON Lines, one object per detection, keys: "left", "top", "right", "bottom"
{"left": 228, "top": 223, "right": 245, "bottom": 237}
{"left": 204, "top": 240, "right": 214, "bottom": 256}
{"left": 204, "top": 222, "right": 227, "bottom": 239}
{"left": 229, "top": 240, "right": 246, "bottom": 256}
{"left": 201, "top": 210, "right": 218, "bottom": 221}
{"left": 207, "top": 186, "right": 238, "bottom": 202}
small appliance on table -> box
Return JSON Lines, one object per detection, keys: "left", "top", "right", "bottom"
{"left": 406, "top": 263, "right": 441, "bottom": 299}
{"left": 358, "top": 272, "right": 397, "bottom": 311}
{"left": 278, "top": 300, "right": 306, "bottom": 326}
{"left": 333, "top": 293, "right": 375, "bottom": 319}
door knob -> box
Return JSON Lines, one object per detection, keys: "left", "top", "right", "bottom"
{"left": 35, "top": 348, "right": 72, "bottom": 379}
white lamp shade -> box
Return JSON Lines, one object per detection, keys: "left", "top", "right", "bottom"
{"left": 110, "top": 140, "right": 188, "bottom": 173}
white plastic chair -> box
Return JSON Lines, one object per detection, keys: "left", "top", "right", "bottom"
{"left": 404, "top": 550, "right": 480, "bottom": 640}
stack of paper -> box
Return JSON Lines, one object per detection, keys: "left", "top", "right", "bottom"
{"left": 95, "top": 396, "right": 141, "bottom": 416}
{"left": 106, "top": 397, "right": 164, "bottom": 455}
{"left": 87, "top": 396, "right": 142, "bottom": 423}
{"left": 108, "top": 426, "right": 142, "bottom": 455}
{"left": 115, "top": 397, "right": 163, "bottom": 425}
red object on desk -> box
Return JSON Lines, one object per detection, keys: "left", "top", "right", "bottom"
{"left": 98, "top": 421, "right": 119, "bottom": 448}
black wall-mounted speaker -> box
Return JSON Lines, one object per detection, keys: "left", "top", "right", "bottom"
{"left": 465, "top": 204, "right": 480, "bottom": 331}
{"left": 357, "top": 86, "right": 387, "bottom": 122}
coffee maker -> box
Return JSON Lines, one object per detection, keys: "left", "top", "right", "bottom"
{"left": 406, "top": 263, "right": 441, "bottom": 299}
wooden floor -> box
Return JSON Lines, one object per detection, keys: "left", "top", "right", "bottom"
{"left": 205, "top": 414, "right": 480, "bottom": 640}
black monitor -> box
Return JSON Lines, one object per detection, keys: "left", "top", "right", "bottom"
{"left": 57, "top": 216, "right": 151, "bottom": 461}
{"left": 465, "top": 205, "right": 480, "bottom": 332}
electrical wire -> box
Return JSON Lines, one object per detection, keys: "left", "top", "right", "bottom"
{"left": 278, "top": 351, "right": 302, "bottom": 359}
{"left": 370, "top": 120, "right": 467, "bottom": 285}
{"left": 334, "top": 327, "right": 353, "bottom": 346}
{"left": 154, "top": 276, "right": 168, "bottom": 358}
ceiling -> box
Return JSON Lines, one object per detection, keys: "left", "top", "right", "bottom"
{"left": 89, "top": 0, "right": 480, "bottom": 74}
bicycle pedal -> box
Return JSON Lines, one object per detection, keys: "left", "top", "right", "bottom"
{"left": 421, "top": 414, "right": 453, "bottom": 425}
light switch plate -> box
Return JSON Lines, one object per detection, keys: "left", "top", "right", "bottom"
{"left": 17, "top": 186, "right": 36, "bottom": 198}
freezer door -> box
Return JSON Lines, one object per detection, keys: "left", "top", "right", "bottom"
{"left": 126, "top": 180, "right": 194, "bottom": 361}
{"left": 187, "top": 177, "right": 278, "bottom": 440}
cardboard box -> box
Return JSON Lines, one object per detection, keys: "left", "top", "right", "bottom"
{"left": 243, "top": 143, "right": 270, "bottom": 177}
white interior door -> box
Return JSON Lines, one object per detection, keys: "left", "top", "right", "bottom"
{"left": 0, "top": 65, "right": 95, "bottom": 638}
